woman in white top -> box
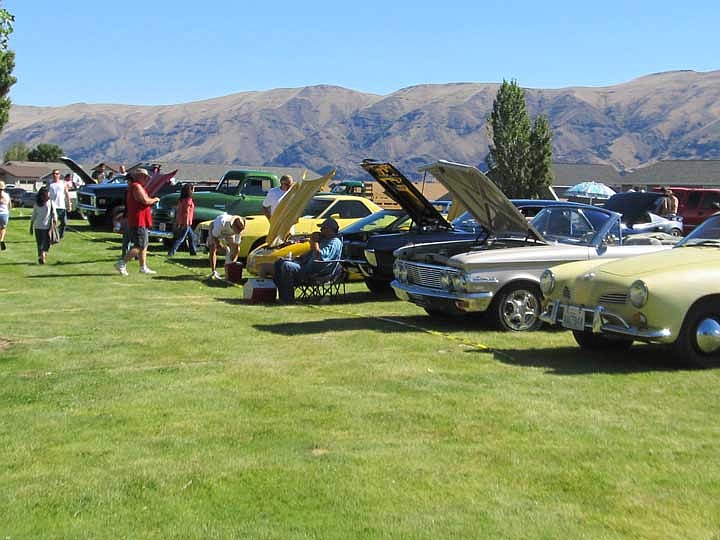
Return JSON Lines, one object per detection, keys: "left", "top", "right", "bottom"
{"left": 30, "top": 186, "right": 57, "bottom": 264}
{"left": 0, "top": 180, "right": 10, "bottom": 251}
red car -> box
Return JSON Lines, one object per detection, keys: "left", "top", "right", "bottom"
{"left": 659, "top": 187, "right": 720, "bottom": 233}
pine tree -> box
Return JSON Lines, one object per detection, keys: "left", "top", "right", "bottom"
{"left": 528, "top": 115, "right": 554, "bottom": 197}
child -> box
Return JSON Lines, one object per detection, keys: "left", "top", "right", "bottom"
{"left": 30, "top": 186, "right": 57, "bottom": 264}
{"left": 167, "top": 183, "right": 198, "bottom": 256}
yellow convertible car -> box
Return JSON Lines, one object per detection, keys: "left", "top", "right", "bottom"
{"left": 539, "top": 213, "right": 720, "bottom": 367}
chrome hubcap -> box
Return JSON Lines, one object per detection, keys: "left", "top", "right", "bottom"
{"left": 501, "top": 289, "right": 540, "bottom": 331}
{"left": 695, "top": 317, "right": 720, "bottom": 354}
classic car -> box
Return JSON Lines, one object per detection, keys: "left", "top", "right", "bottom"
{"left": 391, "top": 160, "right": 675, "bottom": 332}
{"left": 539, "top": 213, "right": 720, "bottom": 367}
{"left": 150, "top": 170, "right": 282, "bottom": 244}
{"left": 342, "top": 161, "right": 564, "bottom": 294}
{"left": 195, "top": 192, "right": 378, "bottom": 262}
{"left": 603, "top": 191, "right": 683, "bottom": 236}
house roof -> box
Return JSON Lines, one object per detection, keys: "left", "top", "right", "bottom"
{"left": 623, "top": 160, "right": 720, "bottom": 187}
{"left": 0, "top": 163, "right": 54, "bottom": 178}
{"left": 551, "top": 163, "right": 622, "bottom": 187}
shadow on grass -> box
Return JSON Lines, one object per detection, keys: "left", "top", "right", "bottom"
{"left": 482, "top": 343, "right": 690, "bottom": 375}
{"left": 26, "top": 272, "right": 118, "bottom": 278}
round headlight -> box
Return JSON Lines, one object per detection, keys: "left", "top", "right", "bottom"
{"left": 399, "top": 264, "right": 408, "bottom": 282}
{"left": 451, "top": 273, "right": 465, "bottom": 291}
{"left": 629, "top": 280, "right": 648, "bottom": 308}
{"left": 393, "top": 262, "right": 401, "bottom": 280}
{"left": 539, "top": 269, "right": 555, "bottom": 295}
{"left": 440, "top": 272, "right": 451, "bottom": 290}
{"left": 168, "top": 208, "right": 176, "bottom": 218}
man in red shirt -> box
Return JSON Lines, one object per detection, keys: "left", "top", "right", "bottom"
{"left": 114, "top": 168, "right": 160, "bottom": 276}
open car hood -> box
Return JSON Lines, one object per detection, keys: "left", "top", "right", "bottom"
{"left": 60, "top": 156, "right": 96, "bottom": 185}
{"left": 360, "top": 161, "right": 451, "bottom": 230}
{"left": 266, "top": 169, "right": 336, "bottom": 247}
{"left": 420, "top": 160, "right": 542, "bottom": 239}
{"left": 604, "top": 192, "right": 664, "bottom": 224}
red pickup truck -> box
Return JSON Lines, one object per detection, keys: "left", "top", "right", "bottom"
{"left": 661, "top": 187, "right": 720, "bottom": 233}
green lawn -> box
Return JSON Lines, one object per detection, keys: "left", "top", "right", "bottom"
{"left": 1, "top": 210, "right": 719, "bottom": 539}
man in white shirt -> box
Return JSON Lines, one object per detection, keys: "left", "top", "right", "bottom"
{"left": 207, "top": 213, "right": 246, "bottom": 280}
{"left": 48, "top": 169, "right": 71, "bottom": 239}
{"left": 262, "top": 175, "right": 294, "bottom": 219}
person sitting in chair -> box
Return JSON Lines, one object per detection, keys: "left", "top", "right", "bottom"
{"left": 273, "top": 217, "right": 343, "bottom": 304}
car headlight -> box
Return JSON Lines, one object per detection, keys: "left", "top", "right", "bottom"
{"left": 629, "top": 280, "right": 648, "bottom": 308}
{"left": 168, "top": 208, "right": 176, "bottom": 219}
{"left": 440, "top": 272, "right": 452, "bottom": 290}
{"left": 540, "top": 269, "right": 556, "bottom": 295}
{"left": 364, "top": 249, "right": 377, "bottom": 267}
{"left": 451, "top": 273, "right": 466, "bottom": 292}
{"left": 393, "top": 261, "right": 408, "bottom": 282}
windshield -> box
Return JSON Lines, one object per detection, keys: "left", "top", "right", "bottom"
{"left": 450, "top": 211, "right": 484, "bottom": 234}
{"left": 677, "top": 214, "right": 720, "bottom": 247}
{"left": 340, "top": 210, "right": 408, "bottom": 233}
{"left": 301, "top": 198, "right": 333, "bottom": 218}
{"left": 531, "top": 206, "right": 612, "bottom": 245}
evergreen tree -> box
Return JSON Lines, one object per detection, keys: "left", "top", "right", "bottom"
{"left": 487, "top": 79, "right": 554, "bottom": 198}
{"left": 0, "top": 5, "right": 15, "bottom": 135}
{"left": 3, "top": 141, "right": 28, "bottom": 161}
{"left": 528, "top": 115, "right": 554, "bottom": 197}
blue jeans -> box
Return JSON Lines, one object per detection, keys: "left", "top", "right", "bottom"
{"left": 56, "top": 209, "right": 67, "bottom": 239}
{"left": 168, "top": 226, "right": 197, "bottom": 255}
{"left": 274, "top": 259, "right": 304, "bottom": 303}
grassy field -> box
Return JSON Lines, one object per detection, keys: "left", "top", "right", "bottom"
{"left": 1, "top": 210, "right": 719, "bottom": 539}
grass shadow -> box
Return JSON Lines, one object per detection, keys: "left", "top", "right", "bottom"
{"left": 482, "top": 343, "right": 690, "bottom": 375}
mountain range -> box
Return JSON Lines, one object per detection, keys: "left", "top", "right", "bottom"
{"left": 2, "top": 70, "right": 719, "bottom": 181}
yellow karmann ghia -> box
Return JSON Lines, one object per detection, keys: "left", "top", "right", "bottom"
{"left": 539, "top": 212, "right": 720, "bottom": 368}
{"left": 195, "top": 170, "right": 381, "bottom": 274}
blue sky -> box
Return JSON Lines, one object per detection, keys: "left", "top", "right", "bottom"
{"left": 6, "top": 0, "right": 719, "bottom": 106}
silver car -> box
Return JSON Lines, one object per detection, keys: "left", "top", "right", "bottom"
{"left": 391, "top": 161, "right": 676, "bottom": 332}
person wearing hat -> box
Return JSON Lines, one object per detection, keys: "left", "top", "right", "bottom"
{"left": 659, "top": 187, "right": 679, "bottom": 217}
{"left": 273, "top": 217, "right": 343, "bottom": 303}
{"left": 114, "top": 168, "right": 160, "bottom": 276}
{"left": 0, "top": 180, "right": 11, "bottom": 250}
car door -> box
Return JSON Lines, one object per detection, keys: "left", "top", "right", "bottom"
{"left": 695, "top": 191, "right": 720, "bottom": 229}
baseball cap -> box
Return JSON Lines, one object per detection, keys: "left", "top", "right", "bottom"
{"left": 318, "top": 217, "right": 339, "bottom": 233}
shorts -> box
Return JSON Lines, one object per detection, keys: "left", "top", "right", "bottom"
{"left": 0, "top": 213, "right": 8, "bottom": 227}
{"left": 208, "top": 233, "right": 240, "bottom": 249}
{"left": 128, "top": 227, "right": 149, "bottom": 249}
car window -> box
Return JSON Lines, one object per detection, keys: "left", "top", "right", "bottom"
{"left": 700, "top": 192, "right": 720, "bottom": 210}
{"left": 217, "top": 178, "right": 242, "bottom": 194}
{"left": 302, "top": 198, "right": 333, "bottom": 217}
{"left": 604, "top": 221, "right": 621, "bottom": 246}
{"left": 240, "top": 177, "right": 271, "bottom": 196}
{"left": 687, "top": 191, "right": 702, "bottom": 207}
{"left": 327, "top": 200, "right": 373, "bottom": 219}
{"left": 534, "top": 207, "right": 605, "bottom": 245}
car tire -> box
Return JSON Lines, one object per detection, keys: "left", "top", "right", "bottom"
{"left": 491, "top": 283, "right": 543, "bottom": 332}
{"left": 672, "top": 298, "right": 720, "bottom": 368}
{"left": 364, "top": 278, "right": 393, "bottom": 295}
{"left": 572, "top": 330, "right": 633, "bottom": 351}
{"left": 670, "top": 228, "right": 682, "bottom": 236}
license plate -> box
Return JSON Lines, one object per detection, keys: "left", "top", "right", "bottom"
{"left": 562, "top": 305, "right": 585, "bottom": 331}
{"left": 159, "top": 223, "right": 166, "bottom": 232}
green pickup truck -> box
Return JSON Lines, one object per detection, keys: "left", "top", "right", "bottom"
{"left": 150, "top": 169, "right": 280, "bottom": 244}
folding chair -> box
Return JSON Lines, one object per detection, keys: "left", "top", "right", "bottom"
{"left": 295, "top": 261, "right": 347, "bottom": 303}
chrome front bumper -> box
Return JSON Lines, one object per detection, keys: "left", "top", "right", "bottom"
{"left": 391, "top": 280, "right": 494, "bottom": 312}
{"left": 77, "top": 203, "right": 106, "bottom": 215}
{"left": 148, "top": 228, "right": 174, "bottom": 239}
{"left": 540, "top": 300, "right": 672, "bottom": 342}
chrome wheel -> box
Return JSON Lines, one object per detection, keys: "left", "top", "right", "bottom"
{"left": 673, "top": 299, "right": 720, "bottom": 368}
{"left": 495, "top": 285, "right": 542, "bottom": 332}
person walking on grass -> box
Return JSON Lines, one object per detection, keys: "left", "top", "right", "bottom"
{"left": 48, "top": 169, "right": 71, "bottom": 239}
{"left": 167, "top": 183, "right": 198, "bottom": 257}
{"left": 114, "top": 168, "right": 160, "bottom": 276}
{"left": 30, "top": 186, "right": 57, "bottom": 265}
{"left": 0, "top": 180, "right": 10, "bottom": 251}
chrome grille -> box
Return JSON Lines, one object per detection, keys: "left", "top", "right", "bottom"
{"left": 405, "top": 262, "right": 457, "bottom": 289}
{"left": 599, "top": 292, "right": 627, "bottom": 305}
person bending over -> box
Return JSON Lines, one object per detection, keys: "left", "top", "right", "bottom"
{"left": 207, "top": 214, "right": 246, "bottom": 280}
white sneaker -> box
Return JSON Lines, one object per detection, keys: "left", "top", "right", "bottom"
{"left": 114, "top": 260, "right": 128, "bottom": 276}
{"left": 140, "top": 266, "right": 157, "bottom": 274}
{"left": 209, "top": 270, "right": 222, "bottom": 280}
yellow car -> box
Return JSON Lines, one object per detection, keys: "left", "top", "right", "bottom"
{"left": 539, "top": 213, "right": 720, "bottom": 367}
{"left": 246, "top": 194, "right": 381, "bottom": 277}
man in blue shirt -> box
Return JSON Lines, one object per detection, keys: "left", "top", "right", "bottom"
{"left": 273, "top": 217, "right": 343, "bottom": 303}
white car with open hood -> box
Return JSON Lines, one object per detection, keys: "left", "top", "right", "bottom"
{"left": 391, "top": 160, "right": 676, "bottom": 331}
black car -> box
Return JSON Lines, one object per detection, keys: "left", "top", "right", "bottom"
{"left": 342, "top": 161, "right": 561, "bottom": 294}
